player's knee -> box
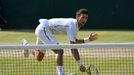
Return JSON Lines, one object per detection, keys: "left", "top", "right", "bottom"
{"left": 71, "top": 49, "right": 77, "bottom": 53}
{"left": 53, "top": 49, "right": 64, "bottom": 55}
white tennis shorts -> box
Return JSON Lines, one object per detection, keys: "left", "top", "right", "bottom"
{"left": 35, "top": 21, "right": 58, "bottom": 45}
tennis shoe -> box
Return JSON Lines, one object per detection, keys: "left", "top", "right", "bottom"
{"left": 22, "top": 39, "right": 29, "bottom": 57}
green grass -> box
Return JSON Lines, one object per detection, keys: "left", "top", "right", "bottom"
{"left": 0, "top": 30, "right": 134, "bottom": 75}
{"left": 0, "top": 30, "right": 134, "bottom": 44}
{"left": 0, "top": 56, "right": 133, "bottom": 75}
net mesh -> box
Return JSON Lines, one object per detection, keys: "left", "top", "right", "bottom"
{"left": 0, "top": 43, "right": 134, "bottom": 75}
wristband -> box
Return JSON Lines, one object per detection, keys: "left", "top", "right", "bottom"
{"left": 84, "top": 37, "right": 90, "bottom": 43}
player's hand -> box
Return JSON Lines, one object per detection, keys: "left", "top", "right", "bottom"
{"left": 80, "top": 65, "right": 86, "bottom": 72}
{"left": 89, "top": 33, "right": 98, "bottom": 41}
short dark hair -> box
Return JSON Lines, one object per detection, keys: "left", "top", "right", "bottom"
{"left": 76, "top": 9, "right": 88, "bottom": 16}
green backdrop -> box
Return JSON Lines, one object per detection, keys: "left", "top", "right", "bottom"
{"left": 1, "top": 0, "right": 134, "bottom": 29}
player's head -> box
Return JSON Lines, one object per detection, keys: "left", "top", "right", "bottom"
{"left": 76, "top": 9, "right": 88, "bottom": 27}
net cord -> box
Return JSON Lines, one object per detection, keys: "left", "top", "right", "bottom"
{"left": 0, "top": 43, "right": 134, "bottom": 50}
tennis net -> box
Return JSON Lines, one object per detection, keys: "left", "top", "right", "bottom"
{"left": 0, "top": 43, "right": 134, "bottom": 75}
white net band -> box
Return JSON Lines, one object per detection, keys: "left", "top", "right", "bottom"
{"left": 0, "top": 43, "right": 134, "bottom": 50}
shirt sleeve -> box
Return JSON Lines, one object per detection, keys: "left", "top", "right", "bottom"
{"left": 67, "top": 21, "right": 77, "bottom": 42}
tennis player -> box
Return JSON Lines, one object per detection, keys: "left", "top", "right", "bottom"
{"left": 33, "top": 8, "right": 97, "bottom": 75}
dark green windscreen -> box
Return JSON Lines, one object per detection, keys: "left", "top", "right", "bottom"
{"left": 1, "top": 0, "right": 134, "bottom": 29}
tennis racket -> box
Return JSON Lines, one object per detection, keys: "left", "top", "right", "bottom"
{"left": 86, "top": 64, "right": 99, "bottom": 75}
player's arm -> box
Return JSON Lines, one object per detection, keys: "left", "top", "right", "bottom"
{"left": 70, "top": 41, "right": 86, "bottom": 72}
{"left": 70, "top": 33, "right": 98, "bottom": 72}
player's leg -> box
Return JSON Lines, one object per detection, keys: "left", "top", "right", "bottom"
{"left": 38, "top": 33, "right": 64, "bottom": 75}
{"left": 32, "top": 37, "right": 46, "bottom": 61}
{"left": 36, "top": 38, "right": 64, "bottom": 75}
{"left": 52, "top": 49, "right": 64, "bottom": 75}
{"left": 34, "top": 22, "right": 53, "bottom": 61}
{"left": 42, "top": 29, "right": 64, "bottom": 75}
{"left": 34, "top": 28, "right": 63, "bottom": 75}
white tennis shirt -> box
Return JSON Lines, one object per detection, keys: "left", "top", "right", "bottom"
{"left": 36, "top": 18, "right": 79, "bottom": 42}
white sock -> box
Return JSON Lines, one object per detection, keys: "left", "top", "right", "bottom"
{"left": 57, "top": 66, "right": 64, "bottom": 75}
